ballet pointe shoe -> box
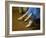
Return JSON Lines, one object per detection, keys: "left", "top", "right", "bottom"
{"left": 24, "top": 13, "right": 32, "bottom": 22}
{"left": 17, "top": 17, "right": 23, "bottom": 20}
{"left": 25, "top": 20, "right": 32, "bottom": 28}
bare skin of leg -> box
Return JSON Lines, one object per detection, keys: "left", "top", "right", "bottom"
{"left": 25, "top": 20, "right": 32, "bottom": 28}
{"left": 24, "top": 13, "right": 32, "bottom": 22}
{"left": 17, "top": 12, "right": 28, "bottom": 20}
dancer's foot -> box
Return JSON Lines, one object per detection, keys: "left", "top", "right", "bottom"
{"left": 24, "top": 13, "right": 32, "bottom": 22}
{"left": 18, "top": 12, "right": 28, "bottom": 20}
{"left": 17, "top": 16, "right": 23, "bottom": 20}
{"left": 25, "top": 20, "right": 32, "bottom": 28}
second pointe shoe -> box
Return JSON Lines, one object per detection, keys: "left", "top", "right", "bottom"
{"left": 25, "top": 20, "right": 32, "bottom": 28}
